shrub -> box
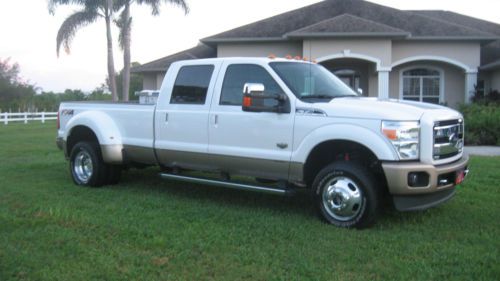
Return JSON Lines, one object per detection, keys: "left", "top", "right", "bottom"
{"left": 459, "top": 103, "right": 500, "bottom": 145}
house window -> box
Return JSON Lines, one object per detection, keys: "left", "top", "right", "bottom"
{"left": 401, "top": 68, "right": 442, "bottom": 104}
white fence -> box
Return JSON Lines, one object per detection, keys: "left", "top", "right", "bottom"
{"left": 2, "top": 112, "right": 57, "bottom": 125}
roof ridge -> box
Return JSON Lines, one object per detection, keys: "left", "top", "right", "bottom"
{"left": 407, "top": 11, "right": 498, "bottom": 38}
{"left": 287, "top": 13, "right": 408, "bottom": 34}
{"left": 411, "top": 10, "right": 500, "bottom": 34}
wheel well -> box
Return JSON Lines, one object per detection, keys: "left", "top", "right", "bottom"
{"left": 67, "top": 126, "right": 99, "bottom": 155}
{"left": 303, "top": 140, "right": 388, "bottom": 190}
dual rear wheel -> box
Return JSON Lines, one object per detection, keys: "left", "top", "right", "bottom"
{"left": 70, "top": 142, "right": 121, "bottom": 187}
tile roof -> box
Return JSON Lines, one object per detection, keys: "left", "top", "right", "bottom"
{"left": 134, "top": 0, "right": 500, "bottom": 73}
{"left": 286, "top": 13, "right": 409, "bottom": 38}
{"left": 202, "top": 0, "right": 498, "bottom": 42}
{"left": 131, "top": 44, "right": 216, "bottom": 73}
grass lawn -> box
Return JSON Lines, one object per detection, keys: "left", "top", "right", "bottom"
{"left": 0, "top": 122, "right": 499, "bottom": 280}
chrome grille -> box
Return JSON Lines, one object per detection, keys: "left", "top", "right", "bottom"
{"left": 433, "top": 119, "right": 464, "bottom": 160}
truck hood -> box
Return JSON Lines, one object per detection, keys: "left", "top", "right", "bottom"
{"left": 310, "top": 97, "right": 459, "bottom": 120}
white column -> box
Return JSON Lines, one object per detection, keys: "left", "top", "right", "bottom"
{"left": 464, "top": 71, "right": 478, "bottom": 104}
{"left": 377, "top": 70, "right": 390, "bottom": 99}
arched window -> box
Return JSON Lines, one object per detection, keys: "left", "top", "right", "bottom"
{"left": 401, "top": 67, "right": 442, "bottom": 104}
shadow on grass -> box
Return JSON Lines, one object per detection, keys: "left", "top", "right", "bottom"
{"left": 97, "top": 166, "right": 441, "bottom": 230}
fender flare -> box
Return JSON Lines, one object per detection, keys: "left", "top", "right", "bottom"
{"left": 291, "top": 123, "right": 399, "bottom": 163}
{"left": 65, "top": 111, "right": 124, "bottom": 163}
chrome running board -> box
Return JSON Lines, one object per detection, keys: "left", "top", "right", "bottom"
{"left": 159, "top": 173, "right": 288, "bottom": 195}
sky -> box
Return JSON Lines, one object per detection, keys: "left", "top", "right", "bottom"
{"left": 0, "top": 0, "right": 499, "bottom": 93}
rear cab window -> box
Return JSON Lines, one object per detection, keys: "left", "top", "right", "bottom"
{"left": 170, "top": 65, "right": 214, "bottom": 105}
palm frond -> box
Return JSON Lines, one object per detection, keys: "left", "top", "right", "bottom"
{"left": 137, "top": 0, "right": 189, "bottom": 16}
{"left": 48, "top": 0, "right": 104, "bottom": 15}
{"left": 115, "top": 7, "right": 132, "bottom": 50}
{"left": 56, "top": 8, "right": 100, "bottom": 56}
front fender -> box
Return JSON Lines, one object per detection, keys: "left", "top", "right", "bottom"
{"left": 291, "top": 123, "right": 398, "bottom": 163}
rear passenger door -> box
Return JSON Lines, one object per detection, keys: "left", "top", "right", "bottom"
{"left": 154, "top": 61, "right": 221, "bottom": 170}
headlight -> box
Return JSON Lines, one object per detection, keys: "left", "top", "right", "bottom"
{"left": 382, "top": 121, "right": 420, "bottom": 160}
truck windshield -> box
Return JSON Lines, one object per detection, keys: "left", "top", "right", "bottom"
{"left": 270, "top": 62, "right": 357, "bottom": 102}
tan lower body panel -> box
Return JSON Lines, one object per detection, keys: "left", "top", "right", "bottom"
{"left": 382, "top": 155, "right": 469, "bottom": 195}
{"left": 156, "top": 149, "right": 297, "bottom": 181}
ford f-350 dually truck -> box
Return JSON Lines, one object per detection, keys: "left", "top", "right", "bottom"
{"left": 56, "top": 57, "right": 469, "bottom": 228}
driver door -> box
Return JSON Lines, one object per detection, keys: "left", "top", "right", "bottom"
{"left": 208, "top": 62, "right": 295, "bottom": 180}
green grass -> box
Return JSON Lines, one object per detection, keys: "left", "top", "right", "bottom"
{"left": 0, "top": 122, "right": 499, "bottom": 281}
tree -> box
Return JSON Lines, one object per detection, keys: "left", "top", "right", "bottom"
{"left": 49, "top": 0, "right": 119, "bottom": 101}
{"left": 115, "top": 0, "right": 189, "bottom": 101}
{"left": 0, "top": 58, "right": 36, "bottom": 112}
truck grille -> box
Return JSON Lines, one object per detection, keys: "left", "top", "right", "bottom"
{"left": 433, "top": 119, "right": 464, "bottom": 160}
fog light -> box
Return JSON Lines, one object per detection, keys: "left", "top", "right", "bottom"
{"left": 408, "top": 172, "right": 429, "bottom": 187}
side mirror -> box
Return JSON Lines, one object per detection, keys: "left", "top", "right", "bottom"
{"left": 357, "top": 88, "right": 363, "bottom": 95}
{"left": 242, "top": 83, "right": 290, "bottom": 113}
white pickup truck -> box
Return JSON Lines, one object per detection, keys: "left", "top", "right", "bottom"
{"left": 56, "top": 57, "right": 469, "bottom": 228}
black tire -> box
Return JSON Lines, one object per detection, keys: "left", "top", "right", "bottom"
{"left": 106, "top": 165, "right": 122, "bottom": 185}
{"left": 312, "top": 161, "right": 380, "bottom": 229}
{"left": 69, "top": 142, "right": 107, "bottom": 187}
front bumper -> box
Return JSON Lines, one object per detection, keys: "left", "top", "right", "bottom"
{"left": 382, "top": 155, "right": 469, "bottom": 211}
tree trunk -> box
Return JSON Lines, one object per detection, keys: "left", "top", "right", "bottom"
{"left": 122, "top": 2, "right": 131, "bottom": 102}
{"left": 105, "top": 0, "right": 118, "bottom": 101}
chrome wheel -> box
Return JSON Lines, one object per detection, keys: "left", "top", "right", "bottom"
{"left": 322, "top": 176, "right": 364, "bottom": 221}
{"left": 73, "top": 150, "right": 93, "bottom": 184}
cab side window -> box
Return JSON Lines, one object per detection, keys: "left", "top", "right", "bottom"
{"left": 170, "top": 65, "right": 214, "bottom": 104}
{"left": 220, "top": 64, "right": 283, "bottom": 106}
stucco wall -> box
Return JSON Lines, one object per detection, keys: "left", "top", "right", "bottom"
{"left": 304, "top": 39, "right": 392, "bottom": 68}
{"left": 142, "top": 73, "right": 157, "bottom": 90}
{"left": 156, "top": 73, "right": 165, "bottom": 89}
{"left": 141, "top": 72, "right": 165, "bottom": 90}
{"left": 392, "top": 41, "right": 480, "bottom": 70}
{"left": 217, "top": 42, "right": 303, "bottom": 58}
{"left": 389, "top": 61, "right": 465, "bottom": 108}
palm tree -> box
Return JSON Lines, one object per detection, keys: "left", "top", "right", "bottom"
{"left": 49, "top": 0, "right": 119, "bottom": 101}
{"left": 115, "top": 0, "right": 189, "bottom": 101}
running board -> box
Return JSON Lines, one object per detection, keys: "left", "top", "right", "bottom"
{"left": 159, "top": 173, "right": 288, "bottom": 195}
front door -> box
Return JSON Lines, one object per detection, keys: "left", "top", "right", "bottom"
{"left": 208, "top": 62, "right": 295, "bottom": 180}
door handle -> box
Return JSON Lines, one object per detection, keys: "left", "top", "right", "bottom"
{"left": 214, "top": 114, "right": 218, "bottom": 125}
{"left": 165, "top": 113, "right": 169, "bottom": 123}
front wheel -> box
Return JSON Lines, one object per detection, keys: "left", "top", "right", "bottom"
{"left": 313, "top": 162, "right": 380, "bottom": 229}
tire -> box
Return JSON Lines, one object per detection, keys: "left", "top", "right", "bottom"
{"left": 312, "top": 161, "right": 379, "bottom": 229}
{"left": 69, "top": 142, "right": 107, "bottom": 187}
{"left": 106, "top": 165, "right": 122, "bottom": 185}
